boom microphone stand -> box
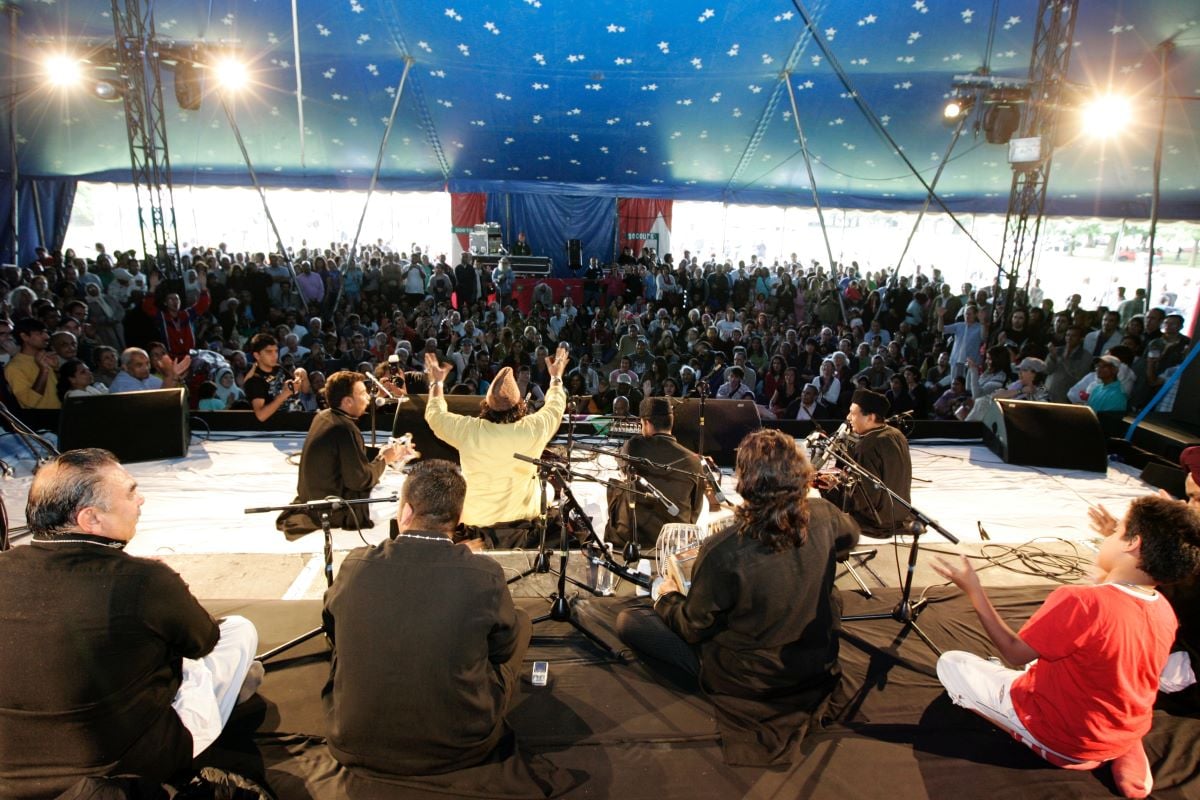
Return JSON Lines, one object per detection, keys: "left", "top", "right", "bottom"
{"left": 829, "top": 444, "right": 959, "bottom": 656}
{"left": 513, "top": 453, "right": 653, "bottom": 658}
{"left": 245, "top": 494, "right": 396, "bottom": 662}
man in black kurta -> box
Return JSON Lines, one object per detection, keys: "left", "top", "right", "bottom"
{"left": 277, "top": 370, "right": 412, "bottom": 535}
{"left": 824, "top": 388, "right": 913, "bottom": 539}
{"left": 0, "top": 449, "right": 259, "bottom": 799}
{"left": 615, "top": 429, "right": 860, "bottom": 766}
{"left": 605, "top": 397, "right": 706, "bottom": 553}
{"left": 322, "top": 459, "right": 531, "bottom": 776}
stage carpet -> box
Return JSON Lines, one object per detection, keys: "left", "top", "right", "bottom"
{"left": 199, "top": 586, "right": 1200, "bottom": 800}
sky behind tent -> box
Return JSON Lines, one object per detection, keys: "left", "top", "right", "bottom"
{"left": 7, "top": 1, "right": 1200, "bottom": 218}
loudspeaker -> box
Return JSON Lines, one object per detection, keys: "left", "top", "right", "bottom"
{"left": 983, "top": 399, "right": 1107, "bottom": 472}
{"left": 1140, "top": 462, "right": 1188, "bottom": 498}
{"left": 669, "top": 397, "right": 762, "bottom": 467}
{"left": 567, "top": 239, "right": 583, "bottom": 270}
{"left": 174, "top": 61, "right": 203, "bottom": 111}
{"left": 59, "top": 388, "right": 190, "bottom": 463}
{"left": 984, "top": 103, "right": 1020, "bottom": 145}
{"left": 390, "top": 394, "right": 486, "bottom": 464}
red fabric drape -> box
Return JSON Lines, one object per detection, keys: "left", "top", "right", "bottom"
{"left": 450, "top": 193, "right": 487, "bottom": 252}
{"left": 617, "top": 198, "right": 672, "bottom": 257}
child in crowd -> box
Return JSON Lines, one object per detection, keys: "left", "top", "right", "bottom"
{"left": 933, "top": 496, "right": 1200, "bottom": 798}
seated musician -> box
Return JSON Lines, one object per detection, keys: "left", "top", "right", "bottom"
{"left": 822, "top": 388, "right": 913, "bottom": 538}
{"left": 322, "top": 460, "right": 532, "bottom": 777}
{"left": 934, "top": 496, "right": 1200, "bottom": 799}
{"left": 277, "top": 370, "right": 416, "bottom": 536}
{"left": 424, "top": 344, "right": 569, "bottom": 549}
{"left": 604, "top": 397, "right": 705, "bottom": 556}
{"left": 615, "top": 429, "right": 860, "bottom": 766}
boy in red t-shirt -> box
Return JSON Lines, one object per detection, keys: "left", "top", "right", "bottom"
{"left": 933, "top": 496, "right": 1200, "bottom": 798}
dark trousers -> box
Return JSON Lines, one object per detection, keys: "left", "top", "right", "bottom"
{"left": 615, "top": 604, "right": 701, "bottom": 686}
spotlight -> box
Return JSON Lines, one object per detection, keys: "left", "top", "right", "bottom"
{"left": 211, "top": 57, "right": 248, "bottom": 91}
{"left": 942, "top": 96, "right": 974, "bottom": 125}
{"left": 1080, "top": 93, "right": 1132, "bottom": 138}
{"left": 174, "top": 61, "right": 203, "bottom": 110}
{"left": 983, "top": 103, "right": 1021, "bottom": 144}
{"left": 44, "top": 54, "right": 82, "bottom": 87}
{"left": 90, "top": 78, "right": 125, "bottom": 102}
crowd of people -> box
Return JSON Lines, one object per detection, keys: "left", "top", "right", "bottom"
{"left": 0, "top": 239, "right": 1198, "bottom": 800}
{"left": 2, "top": 240, "right": 1191, "bottom": 428}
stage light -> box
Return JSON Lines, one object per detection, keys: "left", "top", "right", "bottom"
{"left": 44, "top": 54, "right": 82, "bottom": 87}
{"left": 90, "top": 78, "right": 124, "bottom": 102}
{"left": 941, "top": 96, "right": 975, "bottom": 126}
{"left": 1080, "top": 93, "right": 1132, "bottom": 138}
{"left": 211, "top": 57, "right": 248, "bottom": 91}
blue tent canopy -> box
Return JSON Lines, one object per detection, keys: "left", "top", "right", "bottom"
{"left": 4, "top": 0, "right": 1199, "bottom": 219}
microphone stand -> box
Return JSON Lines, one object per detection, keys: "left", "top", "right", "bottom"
{"left": 692, "top": 380, "right": 728, "bottom": 504}
{"left": 244, "top": 494, "right": 397, "bottom": 662}
{"left": 568, "top": 440, "right": 700, "bottom": 561}
{"left": 828, "top": 443, "right": 959, "bottom": 657}
{"left": 512, "top": 453, "right": 653, "bottom": 660}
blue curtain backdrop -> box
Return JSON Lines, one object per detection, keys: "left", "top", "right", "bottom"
{"left": 0, "top": 177, "right": 78, "bottom": 267}
{"left": 485, "top": 192, "right": 615, "bottom": 278}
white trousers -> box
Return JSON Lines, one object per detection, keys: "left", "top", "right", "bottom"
{"left": 171, "top": 615, "right": 259, "bottom": 756}
{"left": 936, "top": 650, "right": 1090, "bottom": 767}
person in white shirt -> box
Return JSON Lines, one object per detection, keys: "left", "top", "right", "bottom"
{"left": 714, "top": 310, "right": 741, "bottom": 340}
{"left": 716, "top": 366, "right": 755, "bottom": 400}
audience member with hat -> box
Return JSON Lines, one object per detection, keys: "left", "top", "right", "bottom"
{"left": 424, "top": 344, "right": 571, "bottom": 547}
{"left": 822, "top": 388, "right": 914, "bottom": 539}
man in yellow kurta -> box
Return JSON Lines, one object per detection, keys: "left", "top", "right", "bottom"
{"left": 424, "top": 345, "right": 568, "bottom": 539}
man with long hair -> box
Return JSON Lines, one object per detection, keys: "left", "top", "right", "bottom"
{"left": 615, "top": 429, "right": 859, "bottom": 766}
{"left": 424, "top": 344, "right": 570, "bottom": 547}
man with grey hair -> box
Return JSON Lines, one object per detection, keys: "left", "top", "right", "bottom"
{"left": 0, "top": 449, "right": 262, "bottom": 797}
{"left": 108, "top": 346, "right": 191, "bottom": 393}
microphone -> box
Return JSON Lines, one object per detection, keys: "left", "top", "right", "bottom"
{"left": 634, "top": 475, "right": 680, "bottom": 517}
{"left": 886, "top": 410, "right": 914, "bottom": 424}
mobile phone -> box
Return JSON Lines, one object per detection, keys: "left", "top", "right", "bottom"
{"left": 531, "top": 660, "right": 549, "bottom": 687}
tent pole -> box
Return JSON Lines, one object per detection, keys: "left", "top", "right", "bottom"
{"left": 347, "top": 60, "right": 412, "bottom": 262}
{"left": 289, "top": 0, "right": 306, "bottom": 169}
{"left": 219, "top": 95, "right": 303, "bottom": 308}
{"left": 6, "top": 4, "right": 19, "bottom": 265}
{"left": 783, "top": 72, "right": 848, "bottom": 325}
{"left": 1145, "top": 41, "right": 1172, "bottom": 311}
{"left": 894, "top": 115, "right": 967, "bottom": 280}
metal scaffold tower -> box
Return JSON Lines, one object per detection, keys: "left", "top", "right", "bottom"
{"left": 110, "top": 0, "right": 181, "bottom": 275}
{"left": 994, "top": 0, "right": 1079, "bottom": 328}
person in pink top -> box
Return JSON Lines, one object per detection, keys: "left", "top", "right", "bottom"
{"left": 933, "top": 496, "right": 1200, "bottom": 798}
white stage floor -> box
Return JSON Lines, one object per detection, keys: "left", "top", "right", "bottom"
{"left": 0, "top": 432, "right": 1152, "bottom": 560}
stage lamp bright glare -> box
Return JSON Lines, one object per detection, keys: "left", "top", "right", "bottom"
{"left": 1081, "top": 94, "right": 1132, "bottom": 138}
{"left": 943, "top": 100, "right": 965, "bottom": 119}
{"left": 212, "top": 58, "right": 248, "bottom": 91}
{"left": 44, "top": 55, "right": 83, "bottom": 87}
